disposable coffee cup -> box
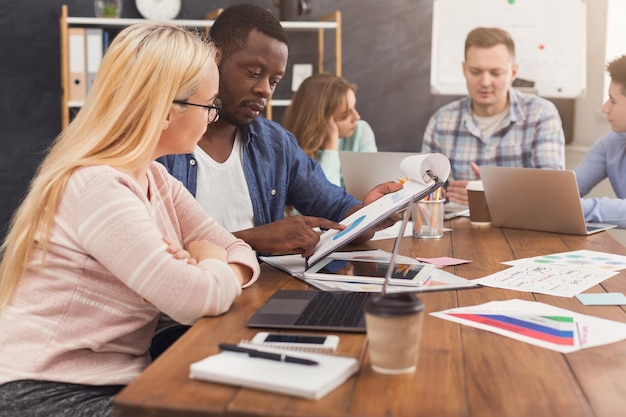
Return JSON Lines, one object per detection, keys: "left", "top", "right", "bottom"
{"left": 466, "top": 180, "right": 491, "bottom": 227}
{"left": 364, "top": 292, "right": 425, "bottom": 374}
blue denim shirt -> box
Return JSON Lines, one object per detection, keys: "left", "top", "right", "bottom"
{"left": 157, "top": 117, "right": 360, "bottom": 227}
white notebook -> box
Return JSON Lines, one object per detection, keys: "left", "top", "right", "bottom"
{"left": 189, "top": 345, "right": 359, "bottom": 400}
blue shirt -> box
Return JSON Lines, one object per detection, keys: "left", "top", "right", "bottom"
{"left": 157, "top": 117, "right": 360, "bottom": 228}
{"left": 422, "top": 88, "right": 565, "bottom": 180}
{"left": 574, "top": 131, "right": 626, "bottom": 228}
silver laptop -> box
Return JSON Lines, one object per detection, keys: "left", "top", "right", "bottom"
{"left": 480, "top": 166, "right": 616, "bottom": 235}
{"left": 339, "top": 151, "right": 418, "bottom": 200}
{"left": 339, "top": 151, "right": 468, "bottom": 218}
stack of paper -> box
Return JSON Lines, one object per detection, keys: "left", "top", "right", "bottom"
{"left": 260, "top": 249, "right": 478, "bottom": 293}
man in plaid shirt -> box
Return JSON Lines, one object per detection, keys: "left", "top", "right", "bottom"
{"left": 423, "top": 27, "right": 565, "bottom": 205}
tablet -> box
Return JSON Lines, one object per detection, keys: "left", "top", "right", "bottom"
{"left": 303, "top": 258, "right": 434, "bottom": 287}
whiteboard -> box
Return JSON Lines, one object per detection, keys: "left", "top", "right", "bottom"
{"left": 430, "top": 0, "right": 587, "bottom": 98}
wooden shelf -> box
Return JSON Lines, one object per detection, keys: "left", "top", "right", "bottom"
{"left": 66, "top": 16, "right": 337, "bottom": 30}
{"left": 59, "top": 5, "right": 341, "bottom": 127}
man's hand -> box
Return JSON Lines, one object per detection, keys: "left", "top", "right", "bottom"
{"left": 445, "top": 162, "right": 481, "bottom": 205}
{"left": 347, "top": 181, "right": 404, "bottom": 242}
{"left": 445, "top": 179, "right": 470, "bottom": 205}
{"left": 234, "top": 216, "right": 345, "bottom": 257}
{"left": 361, "top": 181, "right": 404, "bottom": 206}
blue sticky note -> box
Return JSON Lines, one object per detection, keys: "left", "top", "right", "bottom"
{"left": 576, "top": 292, "right": 626, "bottom": 305}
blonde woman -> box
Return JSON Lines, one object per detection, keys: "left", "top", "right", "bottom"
{"left": 283, "top": 74, "right": 377, "bottom": 187}
{"left": 0, "top": 23, "right": 259, "bottom": 416}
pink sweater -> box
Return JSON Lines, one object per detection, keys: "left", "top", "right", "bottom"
{"left": 0, "top": 163, "right": 260, "bottom": 385}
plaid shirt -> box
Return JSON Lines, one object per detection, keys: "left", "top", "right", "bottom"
{"left": 422, "top": 88, "right": 565, "bottom": 180}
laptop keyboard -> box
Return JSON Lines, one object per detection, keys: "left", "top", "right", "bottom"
{"left": 294, "top": 291, "right": 369, "bottom": 328}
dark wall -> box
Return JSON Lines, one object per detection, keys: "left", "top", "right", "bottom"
{"left": 0, "top": 0, "right": 573, "bottom": 239}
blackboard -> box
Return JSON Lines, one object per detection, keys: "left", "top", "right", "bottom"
{"left": 430, "top": 0, "right": 586, "bottom": 98}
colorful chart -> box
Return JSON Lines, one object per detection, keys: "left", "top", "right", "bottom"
{"left": 509, "top": 250, "right": 626, "bottom": 271}
{"left": 449, "top": 313, "right": 576, "bottom": 346}
{"left": 333, "top": 215, "right": 365, "bottom": 240}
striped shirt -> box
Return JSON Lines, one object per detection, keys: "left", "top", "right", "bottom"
{"left": 0, "top": 162, "right": 260, "bottom": 386}
{"left": 422, "top": 88, "right": 565, "bottom": 180}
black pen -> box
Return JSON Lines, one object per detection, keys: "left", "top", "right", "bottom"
{"left": 218, "top": 343, "right": 319, "bottom": 366}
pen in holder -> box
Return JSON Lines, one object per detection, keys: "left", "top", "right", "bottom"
{"left": 413, "top": 198, "right": 445, "bottom": 238}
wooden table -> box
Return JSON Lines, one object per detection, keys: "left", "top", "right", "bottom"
{"left": 113, "top": 218, "right": 626, "bottom": 417}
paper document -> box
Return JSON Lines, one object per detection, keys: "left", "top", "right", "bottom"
{"left": 307, "top": 153, "right": 450, "bottom": 267}
{"left": 432, "top": 299, "right": 626, "bottom": 353}
{"left": 474, "top": 264, "right": 617, "bottom": 297}
{"left": 260, "top": 249, "right": 478, "bottom": 293}
{"left": 502, "top": 249, "right": 626, "bottom": 271}
{"left": 474, "top": 249, "right": 625, "bottom": 297}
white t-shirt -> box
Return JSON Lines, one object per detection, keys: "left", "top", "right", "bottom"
{"left": 195, "top": 133, "right": 255, "bottom": 232}
{"left": 473, "top": 108, "right": 510, "bottom": 140}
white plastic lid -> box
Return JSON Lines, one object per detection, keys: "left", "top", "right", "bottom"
{"left": 466, "top": 180, "right": 484, "bottom": 191}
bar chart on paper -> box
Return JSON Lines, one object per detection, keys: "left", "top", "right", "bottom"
{"left": 431, "top": 299, "right": 626, "bottom": 354}
{"left": 448, "top": 313, "right": 577, "bottom": 346}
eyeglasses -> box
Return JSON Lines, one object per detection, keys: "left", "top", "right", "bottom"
{"left": 173, "top": 98, "right": 222, "bottom": 123}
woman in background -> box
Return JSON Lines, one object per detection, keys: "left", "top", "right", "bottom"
{"left": 0, "top": 22, "right": 259, "bottom": 417}
{"left": 283, "top": 74, "right": 377, "bottom": 187}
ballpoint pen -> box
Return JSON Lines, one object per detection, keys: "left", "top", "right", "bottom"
{"left": 218, "top": 343, "right": 319, "bottom": 366}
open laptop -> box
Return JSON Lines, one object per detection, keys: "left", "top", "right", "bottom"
{"left": 339, "top": 151, "right": 418, "bottom": 200}
{"left": 480, "top": 166, "right": 617, "bottom": 235}
{"left": 339, "top": 151, "right": 467, "bottom": 218}
{"left": 246, "top": 290, "right": 370, "bottom": 333}
{"left": 247, "top": 201, "right": 421, "bottom": 334}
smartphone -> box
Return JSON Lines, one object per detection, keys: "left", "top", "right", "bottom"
{"left": 250, "top": 332, "right": 339, "bottom": 352}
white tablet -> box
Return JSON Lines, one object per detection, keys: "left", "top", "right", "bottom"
{"left": 303, "top": 258, "right": 434, "bottom": 287}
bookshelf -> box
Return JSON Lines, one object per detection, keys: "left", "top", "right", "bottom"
{"left": 59, "top": 5, "right": 342, "bottom": 128}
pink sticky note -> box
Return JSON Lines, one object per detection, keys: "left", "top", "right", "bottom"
{"left": 416, "top": 257, "right": 472, "bottom": 268}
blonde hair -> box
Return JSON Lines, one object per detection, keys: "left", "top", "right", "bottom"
{"left": 0, "top": 22, "right": 217, "bottom": 308}
{"left": 283, "top": 74, "right": 356, "bottom": 158}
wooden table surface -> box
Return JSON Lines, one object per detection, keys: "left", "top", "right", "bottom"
{"left": 113, "top": 218, "right": 626, "bottom": 417}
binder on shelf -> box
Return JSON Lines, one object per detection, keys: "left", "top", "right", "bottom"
{"left": 85, "top": 28, "right": 103, "bottom": 93}
{"left": 68, "top": 27, "right": 86, "bottom": 104}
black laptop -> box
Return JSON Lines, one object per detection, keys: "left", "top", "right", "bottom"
{"left": 246, "top": 290, "right": 371, "bottom": 333}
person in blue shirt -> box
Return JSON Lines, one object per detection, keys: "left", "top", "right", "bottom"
{"left": 574, "top": 54, "right": 626, "bottom": 229}
{"left": 157, "top": 4, "right": 400, "bottom": 257}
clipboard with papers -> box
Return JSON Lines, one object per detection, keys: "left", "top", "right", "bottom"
{"left": 305, "top": 153, "right": 451, "bottom": 268}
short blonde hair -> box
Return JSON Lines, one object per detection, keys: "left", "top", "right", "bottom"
{"left": 0, "top": 22, "right": 217, "bottom": 308}
{"left": 464, "top": 27, "right": 515, "bottom": 61}
{"left": 283, "top": 74, "right": 356, "bottom": 158}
